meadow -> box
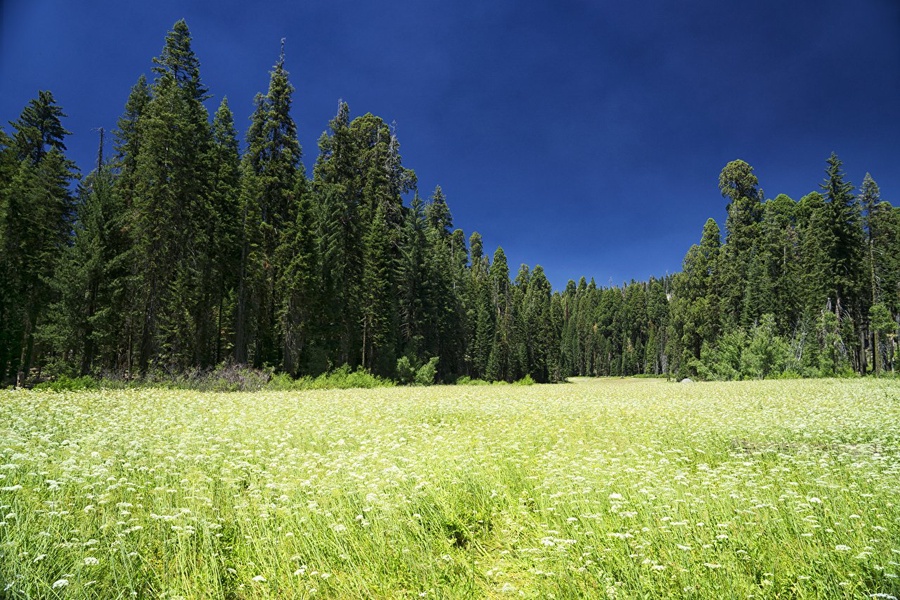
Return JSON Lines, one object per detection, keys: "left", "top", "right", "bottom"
{"left": 1, "top": 378, "right": 898, "bottom": 599}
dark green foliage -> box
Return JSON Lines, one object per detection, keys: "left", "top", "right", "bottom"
{"left": 5, "top": 22, "right": 899, "bottom": 386}
{"left": 236, "top": 46, "right": 303, "bottom": 368}
{"left": 0, "top": 91, "right": 77, "bottom": 383}
{"left": 38, "top": 160, "right": 128, "bottom": 376}
{"left": 718, "top": 160, "right": 762, "bottom": 328}
{"left": 130, "top": 20, "right": 218, "bottom": 373}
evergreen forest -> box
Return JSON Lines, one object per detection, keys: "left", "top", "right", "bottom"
{"left": 1, "top": 21, "right": 898, "bottom": 387}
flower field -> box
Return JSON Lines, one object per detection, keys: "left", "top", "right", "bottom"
{"left": 1, "top": 378, "right": 899, "bottom": 598}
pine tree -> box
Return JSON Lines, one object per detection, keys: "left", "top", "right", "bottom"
{"left": 0, "top": 128, "right": 15, "bottom": 380}
{"left": 521, "top": 265, "right": 554, "bottom": 381}
{"left": 129, "top": 20, "right": 216, "bottom": 373}
{"left": 670, "top": 218, "right": 720, "bottom": 372}
{"left": 235, "top": 44, "right": 303, "bottom": 367}
{"left": 757, "top": 194, "right": 802, "bottom": 333}
{"left": 0, "top": 92, "right": 77, "bottom": 383}
{"left": 717, "top": 160, "right": 761, "bottom": 328}
{"left": 468, "top": 232, "right": 493, "bottom": 378}
{"left": 822, "top": 153, "right": 863, "bottom": 313}
{"left": 423, "top": 186, "right": 465, "bottom": 379}
{"left": 312, "top": 101, "right": 358, "bottom": 367}
{"left": 312, "top": 103, "right": 414, "bottom": 369}
{"left": 360, "top": 202, "right": 395, "bottom": 374}
{"left": 398, "top": 193, "right": 429, "bottom": 360}
{"left": 821, "top": 153, "right": 866, "bottom": 372}
{"left": 486, "top": 247, "right": 513, "bottom": 381}
{"left": 276, "top": 187, "right": 321, "bottom": 376}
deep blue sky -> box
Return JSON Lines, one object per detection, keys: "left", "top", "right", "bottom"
{"left": 2, "top": 1, "right": 899, "bottom": 289}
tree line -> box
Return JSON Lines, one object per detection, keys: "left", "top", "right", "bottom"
{"left": 1, "top": 21, "right": 898, "bottom": 386}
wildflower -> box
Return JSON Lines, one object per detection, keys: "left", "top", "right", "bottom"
{"left": 84, "top": 556, "right": 99, "bottom": 566}
{"left": 52, "top": 579, "right": 69, "bottom": 589}
{"left": 835, "top": 545, "right": 851, "bottom": 552}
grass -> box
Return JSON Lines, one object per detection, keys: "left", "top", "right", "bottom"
{"left": 0, "top": 378, "right": 898, "bottom": 598}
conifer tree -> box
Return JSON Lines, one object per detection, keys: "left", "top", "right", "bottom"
{"left": 821, "top": 153, "right": 866, "bottom": 372}
{"left": 468, "top": 232, "right": 493, "bottom": 378}
{"left": 38, "top": 140, "right": 131, "bottom": 376}
{"left": 312, "top": 104, "right": 413, "bottom": 370}
{"left": 486, "top": 247, "right": 514, "bottom": 381}
{"left": 670, "top": 218, "right": 720, "bottom": 373}
{"left": 360, "top": 202, "right": 395, "bottom": 374}
{"left": 0, "top": 92, "right": 77, "bottom": 382}
{"left": 398, "top": 193, "right": 428, "bottom": 359}
{"left": 235, "top": 44, "right": 303, "bottom": 367}
{"left": 312, "top": 101, "right": 358, "bottom": 366}
{"left": 276, "top": 187, "right": 321, "bottom": 376}
{"left": 423, "top": 186, "right": 465, "bottom": 378}
{"left": 521, "top": 265, "right": 554, "bottom": 381}
{"left": 756, "top": 194, "right": 802, "bottom": 333}
{"left": 128, "top": 20, "right": 217, "bottom": 373}
{"left": 717, "top": 160, "right": 761, "bottom": 328}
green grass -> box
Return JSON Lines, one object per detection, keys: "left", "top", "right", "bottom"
{"left": 1, "top": 378, "right": 899, "bottom": 598}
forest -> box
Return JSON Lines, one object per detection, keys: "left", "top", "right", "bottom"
{"left": 1, "top": 21, "right": 898, "bottom": 387}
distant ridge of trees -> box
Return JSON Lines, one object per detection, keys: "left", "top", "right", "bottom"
{"left": 1, "top": 21, "right": 898, "bottom": 385}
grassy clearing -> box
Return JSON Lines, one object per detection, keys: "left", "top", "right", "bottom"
{"left": 1, "top": 378, "right": 899, "bottom": 598}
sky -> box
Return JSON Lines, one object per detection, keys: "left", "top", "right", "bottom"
{"left": 2, "top": 0, "right": 899, "bottom": 290}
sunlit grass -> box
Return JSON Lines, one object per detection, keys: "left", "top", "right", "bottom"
{"left": 1, "top": 378, "right": 899, "bottom": 598}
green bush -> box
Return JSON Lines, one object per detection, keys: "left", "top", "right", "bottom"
{"left": 396, "top": 356, "right": 416, "bottom": 385}
{"left": 455, "top": 376, "right": 490, "bottom": 386}
{"left": 33, "top": 375, "right": 99, "bottom": 392}
{"left": 266, "top": 365, "right": 394, "bottom": 391}
{"left": 513, "top": 374, "right": 536, "bottom": 386}
{"left": 267, "top": 373, "right": 296, "bottom": 391}
{"left": 741, "top": 314, "right": 790, "bottom": 379}
{"left": 414, "top": 357, "right": 439, "bottom": 386}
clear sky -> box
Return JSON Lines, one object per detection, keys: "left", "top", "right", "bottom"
{"left": 2, "top": 0, "right": 898, "bottom": 290}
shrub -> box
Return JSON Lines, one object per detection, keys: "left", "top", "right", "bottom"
{"left": 455, "top": 376, "right": 490, "bottom": 386}
{"left": 415, "top": 357, "right": 439, "bottom": 386}
{"left": 33, "top": 375, "right": 99, "bottom": 392}
{"left": 202, "top": 363, "right": 271, "bottom": 392}
{"left": 513, "top": 374, "right": 536, "bottom": 386}
{"left": 266, "top": 365, "right": 394, "bottom": 391}
{"left": 396, "top": 356, "right": 416, "bottom": 385}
